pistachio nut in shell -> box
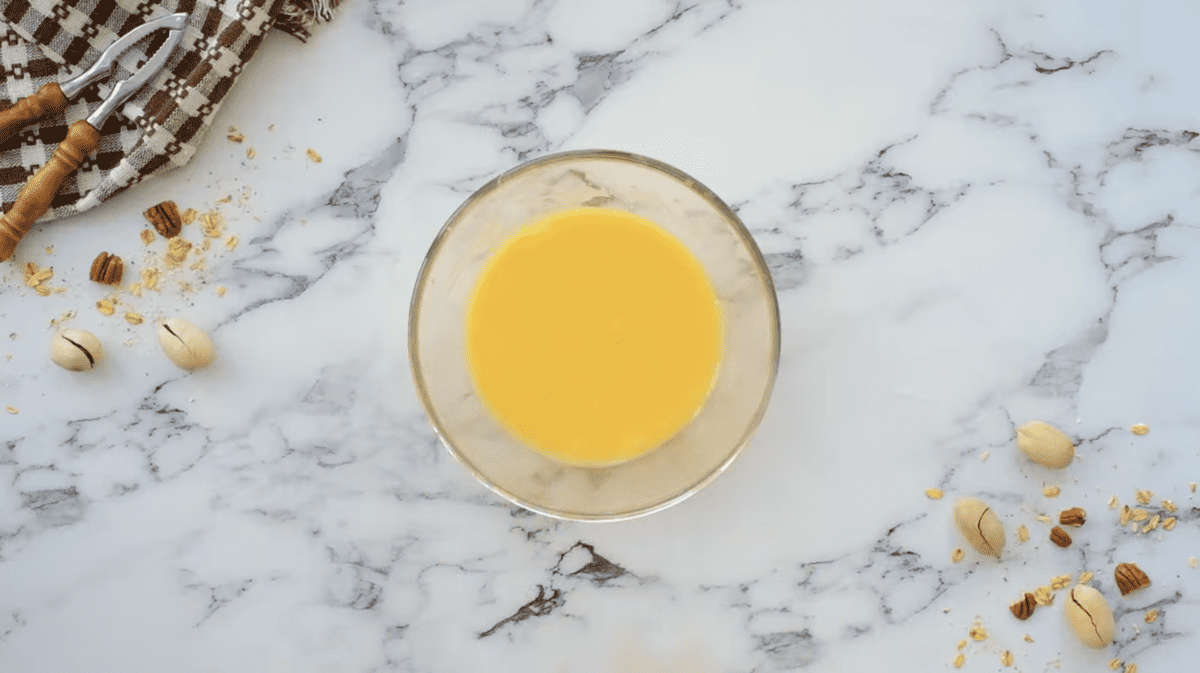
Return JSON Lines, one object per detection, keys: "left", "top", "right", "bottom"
{"left": 953, "top": 497, "right": 1005, "bottom": 558}
{"left": 1065, "top": 585, "right": 1114, "bottom": 649}
{"left": 157, "top": 318, "right": 216, "bottom": 371}
{"left": 1016, "top": 421, "right": 1075, "bottom": 468}
{"left": 50, "top": 329, "right": 103, "bottom": 371}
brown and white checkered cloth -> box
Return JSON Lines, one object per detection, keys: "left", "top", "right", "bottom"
{"left": 0, "top": 0, "right": 335, "bottom": 223}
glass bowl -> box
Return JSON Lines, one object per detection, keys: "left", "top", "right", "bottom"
{"left": 409, "top": 150, "right": 780, "bottom": 521}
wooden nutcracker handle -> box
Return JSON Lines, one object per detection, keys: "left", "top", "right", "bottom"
{"left": 0, "top": 83, "right": 68, "bottom": 146}
{"left": 0, "top": 120, "right": 99, "bottom": 262}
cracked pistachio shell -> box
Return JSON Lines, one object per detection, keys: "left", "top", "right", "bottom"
{"left": 1065, "top": 585, "right": 1114, "bottom": 649}
{"left": 953, "top": 497, "right": 1005, "bottom": 558}
{"left": 50, "top": 329, "right": 103, "bottom": 371}
{"left": 157, "top": 318, "right": 215, "bottom": 371}
{"left": 1017, "top": 421, "right": 1075, "bottom": 468}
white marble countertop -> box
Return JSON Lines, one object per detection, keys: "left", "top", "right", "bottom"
{"left": 2, "top": 1, "right": 1198, "bottom": 671}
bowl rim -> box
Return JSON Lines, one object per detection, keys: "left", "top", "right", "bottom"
{"left": 408, "top": 149, "right": 782, "bottom": 521}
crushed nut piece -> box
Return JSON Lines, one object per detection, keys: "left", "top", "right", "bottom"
{"left": 969, "top": 622, "right": 987, "bottom": 641}
{"left": 1060, "top": 507, "right": 1086, "bottom": 526}
{"left": 1162, "top": 499, "right": 1177, "bottom": 513}
{"left": 1001, "top": 651, "right": 1013, "bottom": 667}
{"left": 140, "top": 229, "right": 156, "bottom": 245}
{"left": 953, "top": 653, "right": 965, "bottom": 668}
{"left": 1050, "top": 574, "right": 1072, "bottom": 590}
{"left": 227, "top": 131, "right": 245, "bottom": 143}
{"left": 926, "top": 488, "right": 943, "bottom": 499}
{"left": 225, "top": 235, "right": 239, "bottom": 251}
{"left": 1115, "top": 563, "right": 1151, "bottom": 595}
{"left": 44, "top": 245, "right": 52, "bottom": 254}
{"left": 1043, "top": 485, "right": 1061, "bottom": 498}
{"left": 1010, "top": 592, "right": 1036, "bottom": 620}
{"left": 1130, "top": 423, "right": 1149, "bottom": 435}
{"left": 144, "top": 200, "right": 183, "bottom": 238}
{"left": 1163, "top": 517, "right": 1177, "bottom": 531}
{"left": 1108, "top": 494, "right": 1119, "bottom": 509}
{"left": 1050, "top": 526, "right": 1072, "bottom": 547}
{"left": 1144, "top": 609, "right": 1159, "bottom": 623}
{"left": 951, "top": 547, "right": 964, "bottom": 563}
{"left": 124, "top": 312, "right": 144, "bottom": 325}
{"left": 1017, "top": 524, "right": 1030, "bottom": 543}
{"left": 306, "top": 148, "right": 323, "bottom": 162}
{"left": 1136, "top": 489, "right": 1153, "bottom": 505}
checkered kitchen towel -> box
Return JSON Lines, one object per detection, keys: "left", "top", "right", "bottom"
{"left": 0, "top": 0, "right": 336, "bottom": 222}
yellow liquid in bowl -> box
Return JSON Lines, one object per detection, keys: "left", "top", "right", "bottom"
{"left": 466, "top": 208, "right": 723, "bottom": 465}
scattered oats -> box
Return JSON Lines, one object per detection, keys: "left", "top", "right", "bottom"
{"left": 925, "top": 488, "right": 943, "bottom": 499}
{"left": 1017, "top": 525, "right": 1030, "bottom": 543}
{"left": 1191, "top": 482, "right": 1197, "bottom": 493}
{"left": 980, "top": 451, "right": 990, "bottom": 461}
{"left": 96, "top": 298, "right": 116, "bottom": 315}
{"left": 1163, "top": 517, "right": 1177, "bottom": 531}
{"left": 1130, "top": 521, "right": 1139, "bottom": 533}
{"left": 1136, "top": 489, "right": 1153, "bottom": 505}
{"left": 128, "top": 282, "right": 142, "bottom": 297}
{"left": 953, "top": 653, "right": 965, "bottom": 669}
{"left": 306, "top": 148, "right": 323, "bottom": 163}
{"left": 141, "top": 267, "right": 160, "bottom": 291}
{"left": 1126, "top": 664, "right": 1138, "bottom": 673}
{"left": 201, "top": 237, "right": 213, "bottom": 252}
{"left": 1036, "top": 514, "right": 1052, "bottom": 524}
{"left": 200, "top": 210, "right": 225, "bottom": 238}
{"left": 1130, "top": 423, "right": 1149, "bottom": 435}
{"left": 140, "top": 228, "right": 156, "bottom": 245}
{"left": 1109, "top": 659, "right": 1123, "bottom": 670}
{"left": 1050, "top": 574, "right": 1072, "bottom": 590}
{"left": 1162, "top": 499, "right": 1177, "bottom": 513}
{"left": 44, "top": 245, "right": 53, "bottom": 254}
{"left": 182, "top": 208, "right": 198, "bottom": 225}
{"left": 952, "top": 548, "right": 965, "bottom": 563}
{"left": 189, "top": 257, "right": 207, "bottom": 271}
{"left": 216, "top": 286, "right": 227, "bottom": 297}
{"left": 216, "top": 194, "right": 233, "bottom": 205}
{"left": 49, "top": 310, "right": 76, "bottom": 327}
{"left": 1144, "top": 609, "right": 1159, "bottom": 623}
{"left": 956, "top": 640, "right": 967, "bottom": 652}
{"left": 124, "top": 312, "right": 144, "bottom": 325}
{"left": 1121, "top": 505, "right": 1133, "bottom": 526}
{"left": 5, "top": 406, "right": 17, "bottom": 414}
{"left": 1132, "top": 508, "right": 1149, "bottom": 522}
{"left": 1142, "top": 514, "right": 1161, "bottom": 533}
{"left": 179, "top": 280, "right": 193, "bottom": 293}
{"left": 1024, "top": 634, "right": 1034, "bottom": 643}
{"left": 165, "top": 237, "right": 192, "bottom": 267}
{"left": 247, "top": 147, "right": 256, "bottom": 159}
{"left": 1109, "top": 494, "right": 1119, "bottom": 509}
{"left": 1043, "top": 485, "right": 1061, "bottom": 498}
{"left": 968, "top": 623, "right": 987, "bottom": 641}
{"left": 1001, "top": 651, "right": 1013, "bottom": 667}
{"left": 1189, "top": 557, "right": 1198, "bottom": 568}
{"left": 1078, "top": 571, "right": 1094, "bottom": 585}
{"left": 1033, "top": 586, "right": 1055, "bottom": 606}
{"left": 227, "top": 131, "right": 245, "bottom": 143}
{"left": 225, "top": 235, "right": 239, "bottom": 251}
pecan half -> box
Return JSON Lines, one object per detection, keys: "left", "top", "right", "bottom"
{"left": 1059, "top": 507, "right": 1087, "bottom": 527}
{"left": 1050, "top": 526, "right": 1072, "bottom": 548}
{"left": 144, "top": 200, "right": 182, "bottom": 238}
{"left": 89, "top": 252, "right": 124, "bottom": 286}
{"left": 1114, "top": 562, "right": 1151, "bottom": 595}
{"left": 1010, "top": 592, "right": 1037, "bottom": 620}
